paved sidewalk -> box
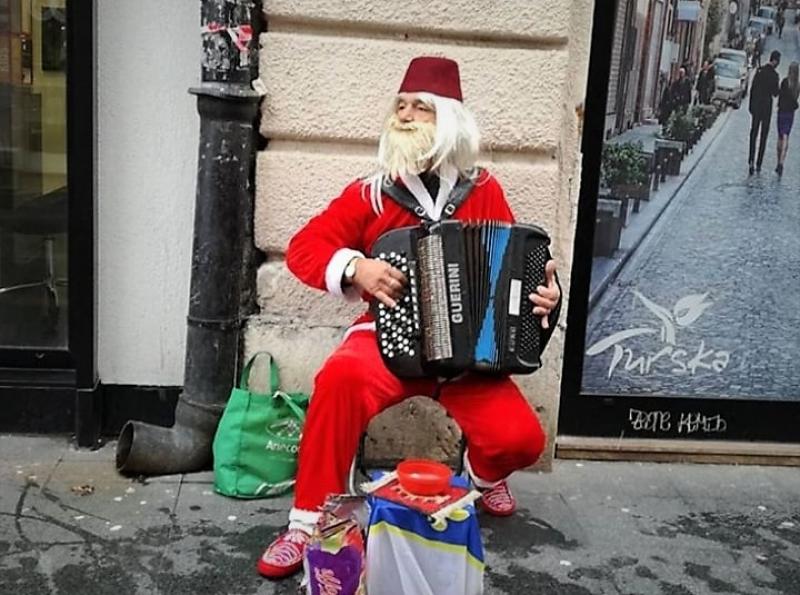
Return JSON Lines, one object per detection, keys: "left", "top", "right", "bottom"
{"left": 3, "top": 435, "right": 800, "bottom": 594}
{"left": 589, "top": 107, "right": 733, "bottom": 310}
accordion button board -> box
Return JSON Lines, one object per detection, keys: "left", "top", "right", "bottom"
{"left": 370, "top": 221, "right": 551, "bottom": 378}
{"left": 376, "top": 252, "right": 420, "bottom": 361}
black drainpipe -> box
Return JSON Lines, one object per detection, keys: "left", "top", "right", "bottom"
{"left": 116, "top": 0, "right": 263, "bottom": 474}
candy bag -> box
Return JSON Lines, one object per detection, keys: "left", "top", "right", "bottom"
{"left": 303, "top": 498, "right": 367, "bottom": 595}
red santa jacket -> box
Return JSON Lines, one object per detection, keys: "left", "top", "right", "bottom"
{"left": 286, "top": 169, "right": 517, "bottom": 327}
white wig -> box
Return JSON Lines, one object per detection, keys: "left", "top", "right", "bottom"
{"left": 364, "top": 92, "right": 481, "bottom": 214}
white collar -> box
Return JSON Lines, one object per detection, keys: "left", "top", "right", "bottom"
{"left": 400, "top": 164, "right": 459, "bottom": 221}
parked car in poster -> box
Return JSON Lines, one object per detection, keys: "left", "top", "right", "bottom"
{"left": 747, "top": 16, "right": 771, "bottom": 40}
{"left": 717, "top": 48, "right": 750, "bottom": 96}
{"left": 713, "top": 58, "right": 745, "bottom": 108}
{"left": 757, "top": 6, "right": 777, "bottom": 34}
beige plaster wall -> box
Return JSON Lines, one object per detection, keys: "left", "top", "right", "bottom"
{"left": 249, "top": 0, "right": 595, "bottom": 468}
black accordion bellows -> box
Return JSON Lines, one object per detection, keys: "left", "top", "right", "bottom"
{"left": 369, "top": 221, "right": 551, "bottom": 378}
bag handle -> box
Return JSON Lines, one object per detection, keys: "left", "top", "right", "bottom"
{"left": 239, "top": 351, "right": 280, "bottom": 394}
{"left": 272, "top": 390, "right": 307, "bottom": 424}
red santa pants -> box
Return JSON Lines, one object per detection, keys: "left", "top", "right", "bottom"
{"left": 293, "top": 329, "right": 547, "bottom": 512}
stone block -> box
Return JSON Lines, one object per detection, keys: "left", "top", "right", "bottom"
{"left": 255, "top": 148, "right": 561, "bottom": 253}
{"left": 243, "top": 320, "right": 346, "bottom": 394}
{"left": 256, "top": 260, "right": 365, "bottom": 327}
{"left": 258, "top": 32, "right": 567, "bottom": 153}
{"left": 363, "top": 397, "right": 463, "bottom": 467}
{"left": 264, "top": 0, "right": 571, "bottom": 41}
{"left": 254, "top": 147, "right": 373, "bottom": 254}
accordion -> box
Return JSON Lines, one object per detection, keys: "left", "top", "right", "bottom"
{"left": 369, "top": 221, "right": 551, "bottom": 378}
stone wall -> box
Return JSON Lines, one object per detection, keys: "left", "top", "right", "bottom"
{"left": 248, "top": 0, "right": 595, "bottom": 468}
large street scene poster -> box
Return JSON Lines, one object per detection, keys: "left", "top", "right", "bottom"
{"left": 580, "top": 0, "right": 800, "bottom": 415}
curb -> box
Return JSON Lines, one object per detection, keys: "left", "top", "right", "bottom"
{"left": 588, "top": 106, "right": 734, "bottom": 311}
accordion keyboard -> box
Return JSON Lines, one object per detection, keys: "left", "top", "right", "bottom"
{"left": 418, "top": 234, "right": 453, "bottom": 362}
{"left": 375, "top": 251, "right": 421, "bottom": 360}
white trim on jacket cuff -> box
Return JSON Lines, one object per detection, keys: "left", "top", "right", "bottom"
{"left": 325, "top": 248, "right": 365, "bottom": 301}
{"left": 342, "top": 322, "right": 377, "bottom": 341}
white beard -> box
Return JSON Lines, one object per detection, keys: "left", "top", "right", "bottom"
{"left": 380, "top": 115, "right": 437, "bottom": 179}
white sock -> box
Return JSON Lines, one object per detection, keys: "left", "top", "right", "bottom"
{"left": 463, "top": 448, "right": 502, "bottom": 490}
{"left": 287, "top": 507, "right": 320, "bottom": 535}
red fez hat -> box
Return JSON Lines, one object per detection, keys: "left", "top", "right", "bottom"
{"left": 398, "top": 56, "right": 463, "bottom": 102}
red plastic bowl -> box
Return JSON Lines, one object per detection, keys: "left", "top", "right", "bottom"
{"left": 396, "top": 459, "right": 453, "bottom": 496}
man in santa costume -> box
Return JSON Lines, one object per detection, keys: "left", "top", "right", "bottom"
{"left": 257, "top": 55, "right": 562, "bottom": 579}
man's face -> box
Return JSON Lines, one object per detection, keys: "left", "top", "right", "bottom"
{"left": 678, "top": 68, "right": 686, "bottom": 80}
{"left": 380, "top": 94, "right": 437, "bottom": 178}
{"left": 395, "top": 93, "right": 437, "bottom": 125}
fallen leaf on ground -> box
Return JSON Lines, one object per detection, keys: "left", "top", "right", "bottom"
{"left": 70, "top": 484, "right": 95, "bottom": 496}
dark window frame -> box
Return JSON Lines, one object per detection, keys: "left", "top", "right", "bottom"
{"left": 0, "top": 0, "right": 95, "bottom": 392}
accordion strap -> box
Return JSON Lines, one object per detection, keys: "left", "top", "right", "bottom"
{"left": 381, "top": 169, "right": 480, "bottom": 221}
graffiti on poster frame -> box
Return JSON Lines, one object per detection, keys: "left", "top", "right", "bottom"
{"left": 628, "top": 408, "right": 728, "bottom": 435}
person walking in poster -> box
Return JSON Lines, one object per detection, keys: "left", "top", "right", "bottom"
{"left": 748, "top": 50, "right": 781, "bottom": 175}
{"left": 775, "top": 62, "right": 799, "bottom": 176}
{"left": 671, "top": 67, "right": 692, "bottom": 113}
{"left": 658, "top": 79, "right": 674, "bottom": 128}
{"left": 752, "top": 37, "right": 762, "bottom": 69}
{"left": 696, "top": 61, "right": 715, "bottom": 105}
{"left": 660, "top": 68, "right": 691, "bottom": 133}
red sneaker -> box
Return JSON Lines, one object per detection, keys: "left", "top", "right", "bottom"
{"left": 256, "top": 528, "right": 311, "bottom": 579}
{"left": 479, "top": 480, "right": 516, "bottom": 517}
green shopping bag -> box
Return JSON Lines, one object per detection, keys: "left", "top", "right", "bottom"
{"left": 213, "top": 352, "right": 309, "bottom": 498}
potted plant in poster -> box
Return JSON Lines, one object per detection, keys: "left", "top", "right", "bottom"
{"left": 655, "top": 111, "right": 687, "bottom": 175}
{"left": 594, "top": 141, "right": 648, "bottom": 258}
{"left": 665, "top": 109, "right": 693, "bottom": 154}
{"left": 601, "top": 141, "right": 651, "bottom": 215}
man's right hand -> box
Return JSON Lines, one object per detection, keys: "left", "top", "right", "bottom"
{"left": 351, "top": 258, "right": 407, "bottom": 308}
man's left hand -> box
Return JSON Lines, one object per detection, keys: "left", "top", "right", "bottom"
{"left": 529, "top": 260, "right": 560, "bottom": 329}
